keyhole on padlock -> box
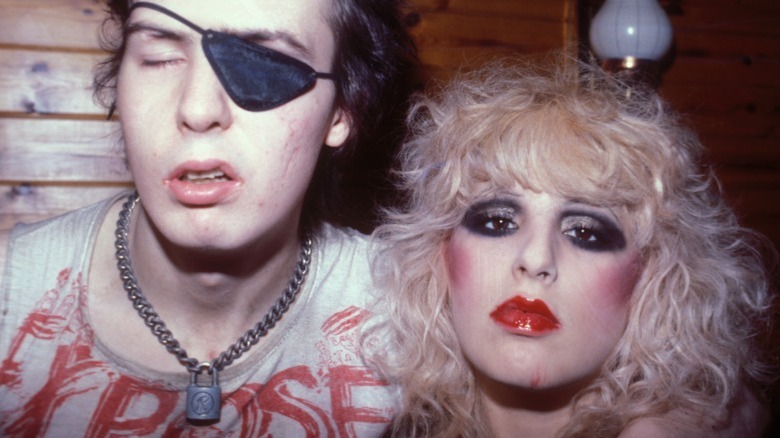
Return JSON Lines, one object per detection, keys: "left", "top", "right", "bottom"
{"left": 186, "top": 365, "right": 221, "bottom": 423}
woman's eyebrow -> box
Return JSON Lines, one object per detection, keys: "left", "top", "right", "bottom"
{"left": 560, "top": 204, "right": 624, "bottom": 232}
{"left": 466, "top": 197, "right": 521, "bottom": 212}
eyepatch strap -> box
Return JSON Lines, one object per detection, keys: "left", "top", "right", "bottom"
{"left": 128, "top": 2, "right": 338, "bottom": 111}
{"left": 130, "top": 2, "right": 207, "bottom": 35}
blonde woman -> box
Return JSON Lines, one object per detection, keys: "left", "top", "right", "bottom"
{"left": 368, "top": 54, "right": 773, "bottom": 437}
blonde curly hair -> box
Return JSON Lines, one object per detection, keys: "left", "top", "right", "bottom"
{"left": 366, "top": 52, "right": 774, "bottom": 437}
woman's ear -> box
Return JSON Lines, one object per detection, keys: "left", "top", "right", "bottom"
{"left": 324, "top": 107, "right": 352, "bottom": 148}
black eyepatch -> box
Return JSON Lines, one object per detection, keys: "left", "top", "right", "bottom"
{"left": 129, "top": 2, "right": 338, "bottom": 111}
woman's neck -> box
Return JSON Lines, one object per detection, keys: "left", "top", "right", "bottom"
{"left": 476, "top": 371, "right": 593, "bottom": 438}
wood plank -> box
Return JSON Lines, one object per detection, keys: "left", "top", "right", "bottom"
{"left": 671, "top": 116, "right": 779, "bottom": 143}
{"left": 416, "top": 48, "right": 576, "bottom": 83}
{"left": 0, "top": 0, "right": 107, "bottom": 50}
{"left": 726, "top": 188, "right": 780, "bottom": 219}
{"left": 683, "top": 113, "right": 778, "bottom": 138}
{"left": 411, "top": 12, "right": 565, "bottom": 51}
{"left": 0, "top": 118, "right": 127, "bottom": 182}
{"left": 0, "top": 48, "right": 107, "bottom": 115}
{"left": 673, "top": 29, "right": 780, "bottom": 59}
{"left": 418, "top": 46, "right": 532, "bottom": 72}
{"left": 739, "top": 222, "right": 780, "bottom": 259}
{"left": 662, "top": 82, "right": 780, "bottom": 117}
{"left": 720, "top": 189, "right": 780, "bottom": 254}
{"left": 719, "top": 168, "right": 780, "bottom": 189}
{"left": 410, "top": 0, "right": 568, "bottom": 21}
{"left": 676, "top": 0, "right": 780, "bottom": 9}
{"left": 663, "top": 56, "right": 780, "bottom": 87}
{"left": 0, "top": 183, "right": 130, "bottom": 230}
{"left": 703, "top": 136, "right": 780, "bottom": 165}
{"left": 669, "top": 4, "right": 780, "bottom": 39}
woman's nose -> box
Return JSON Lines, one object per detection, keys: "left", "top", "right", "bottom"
{"left": 513, "top": 225, "right": 558, "bottom": 283}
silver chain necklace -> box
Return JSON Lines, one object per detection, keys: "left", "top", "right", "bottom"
{"left": 113, "top": 192, "right": 313, "bottom": 423}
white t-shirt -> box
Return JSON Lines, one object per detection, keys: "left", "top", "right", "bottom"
{"left": 0, "top": 192, "right": 397, "bottom": 437}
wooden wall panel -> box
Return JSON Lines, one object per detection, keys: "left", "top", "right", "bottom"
{"left": 643, "top": 1, "right": 780, "bottom": 426}
{"left": 408, "top": 1, "right": 574, "bottom": 82}
{"left": 0, "top": 118, "right": 124, "bottom": 181}
{"left": 0, "top": 0, "right": 125, "bottom": 228}
{"left": 0, "top": 0, "right": 105, "bottom": 50}
{"left": 413, "top": 0, "right": 567, "bottom": 20}
{"left": 647, "top": 0, "right": 780, "bottom": 262}
{"left": 0, "top": 49, "right": 104, "bottom": 115}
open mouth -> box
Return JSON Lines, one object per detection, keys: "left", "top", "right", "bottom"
{"left": 166, "top": 160, "right": 242, "bottom": 205}
{"left": 168, "top": 159, "right": 239, "bottom": 184}
{"left": 179, "top": 169, "right": 232, "bottom": 183}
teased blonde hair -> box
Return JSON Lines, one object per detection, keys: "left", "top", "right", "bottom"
{"left": 366, "top": 53, "right": 774, "bottom": 437}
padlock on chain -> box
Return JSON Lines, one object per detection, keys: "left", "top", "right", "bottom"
{"left": 186, "top": 366, "right": 221, "bottom": 422}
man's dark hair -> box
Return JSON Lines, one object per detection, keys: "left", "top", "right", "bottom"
{"left": 93, "top": 0, "right": 419, "bottom": 232}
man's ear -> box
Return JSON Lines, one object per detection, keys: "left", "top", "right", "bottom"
{"left": 324, "top": 107, "right": 352, "bottom": 148}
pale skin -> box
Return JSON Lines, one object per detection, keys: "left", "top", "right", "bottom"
{"left": 444, "top": 187, "right": 768, "bottom": 437}
{"left": 481, "top": 385, "right": 767, "bottom": 437}
{"left": 445, "top": 187, "right": 638, "bottom": 437}
{"left": 26, "top": 0, "right": 351, "bottom": 374}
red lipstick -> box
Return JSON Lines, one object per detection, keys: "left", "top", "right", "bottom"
{"left": 490, "top": 296, "right": 560, "bottom": 336}
{"left": 165, "top": 160, "right": 242, "bottom": 206}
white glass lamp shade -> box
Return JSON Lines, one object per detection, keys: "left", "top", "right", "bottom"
{"left": 589, "top": 0, "right": 672, "bottom": 61}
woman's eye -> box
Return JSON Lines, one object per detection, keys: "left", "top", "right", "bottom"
{"left": 483, "top": 216, "right": 517, "bottom": 233}
{"left": 462, "top": 200, "right": 519, "bottom": 237}
{"left": 564, "top": 226, "right": 598, "bottom": 243}
{"left": 562, "top": 216, "right": 626, "bottom": 252}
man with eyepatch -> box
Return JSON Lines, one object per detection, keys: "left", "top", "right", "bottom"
{"left": 0, "top": 0, "right": 416, "bottom": 435}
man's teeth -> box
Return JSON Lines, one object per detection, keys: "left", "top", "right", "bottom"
{"left": 180, "top": 170, "right": 229, "bottom": 183}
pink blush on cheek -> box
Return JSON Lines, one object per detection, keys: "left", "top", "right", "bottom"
{"left": 443, "top": 238, "right": 475, "bottom": 293}
{"left": 582, "top": 255, "right": 640, "bottom": 329}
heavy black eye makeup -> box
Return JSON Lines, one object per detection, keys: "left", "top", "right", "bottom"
{"left": 461, "top": 199, "right": 520, "bottom": 237}
{"left": 561, "top": 210, "right": 626, "bottom": 252}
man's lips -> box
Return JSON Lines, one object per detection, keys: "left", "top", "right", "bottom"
{"left": 165, "top": 160, "right": 242, "bottom": 206}
{"left": 166, "top": 159, "right": 239, "bottom": 183}
{"left": 490, "top": 295, "right": 561, "bottom": 336}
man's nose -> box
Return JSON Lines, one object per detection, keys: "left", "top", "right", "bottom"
{"left": 176, "top": 55, "right": 233, "bottom": 133}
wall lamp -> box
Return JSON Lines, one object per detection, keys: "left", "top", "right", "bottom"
{"left": 588, "top": 0, "right": 673, "bottom": 88}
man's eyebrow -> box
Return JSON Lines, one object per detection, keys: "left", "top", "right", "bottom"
{"left": 124, "top": 21, "right": 191, "bottom": 43}
{"left": 228, "top": 28, "right": 313, "bottom": 59}
{"left": 124, "top": 18, "right": 313, "bottom": 59}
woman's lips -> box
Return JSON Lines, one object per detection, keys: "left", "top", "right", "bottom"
{"left": 165, "top": 160, "right": 242, "bottom": 206}
{"left": 490, "top": 295, "right": 561, "bottom": 336}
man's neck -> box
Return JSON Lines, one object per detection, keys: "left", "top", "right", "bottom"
{"left": 89, "top": 198, "right": 307, "bottom": 373}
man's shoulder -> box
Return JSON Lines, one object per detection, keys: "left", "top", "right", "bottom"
{"left": 9, "top": 192, "right": 127, "bottom": 246}
{"left": 0, "top": 228, "right": 9, "bottom": 279}
{"left": 317, "top": 223, "right": 373, "bottom": 260}
{"left": 310, "top": 224, "right": 378, "bottom": 294}
{"left": 2, "top": 193, "right": 129, "bottom": 291}
{"left": 319, "top": 223, "right": 371, "bottom": 244}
